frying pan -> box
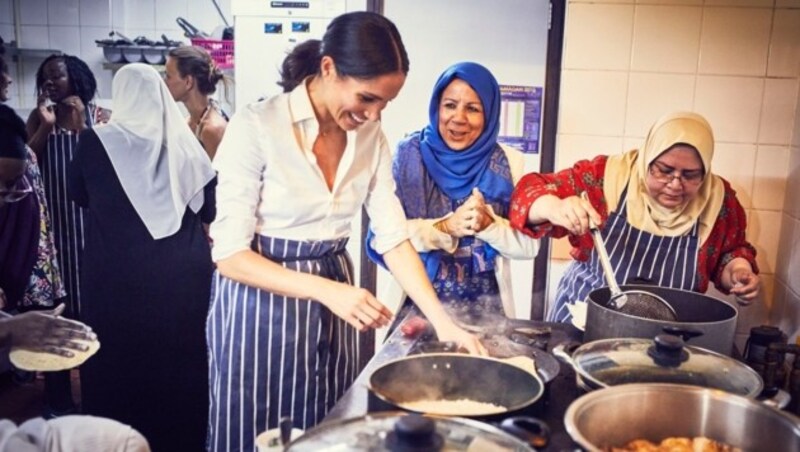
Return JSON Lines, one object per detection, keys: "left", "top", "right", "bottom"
{"left": 368, "top": 353, "right": 545, "bottom": 417}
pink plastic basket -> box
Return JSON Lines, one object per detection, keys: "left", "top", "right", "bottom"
{"left": 190, "top": 38, "right": 234, "bottom": 69}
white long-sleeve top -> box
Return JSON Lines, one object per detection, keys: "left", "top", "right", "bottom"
{"left": 210, "top": 81, "right": 408, "bottom": 262}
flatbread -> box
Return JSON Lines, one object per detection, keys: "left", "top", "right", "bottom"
{"left": 10, "top": 338, "right": 100, "bottom": 371}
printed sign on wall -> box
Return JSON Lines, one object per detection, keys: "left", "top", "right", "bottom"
{"left": 498, "top": 85, "right": 542, "bottom": 154}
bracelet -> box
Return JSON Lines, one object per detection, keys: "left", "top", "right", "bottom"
{"left": 434, "top": 220, "right": 450, "bottom": 235}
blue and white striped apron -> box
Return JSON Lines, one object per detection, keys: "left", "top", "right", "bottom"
{"left": 206, "top": 236, "right": 368, "bottom": 452}
{"left": 40, "top": 127, "right": 88, "bottom": 319}
{"left": 548, "top": 188, "right": 701, "bottom": 322}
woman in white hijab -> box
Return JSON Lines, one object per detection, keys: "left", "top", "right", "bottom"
{"left": 68, "top": 63, "right": 215, "bottom": 451}
{"left": 509, "top": 111, "right": 759, "bottom": 323}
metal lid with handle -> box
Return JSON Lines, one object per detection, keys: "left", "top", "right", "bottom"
{"left": 557, "top": 333, "right": 763, "bottom": 397}
{"left": 285, "top": 412, "right": 548, "bottom": 451}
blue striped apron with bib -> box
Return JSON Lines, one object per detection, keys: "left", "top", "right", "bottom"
{"left": 40, "top": 127, "right": 89, "bottom": 319}
{"left": 548, "top": 188, "right": 701, "bottom": 323}
{"left": 206, "top": 236, "right": 366, "bottom": 452}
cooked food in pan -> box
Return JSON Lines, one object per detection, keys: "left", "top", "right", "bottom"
{"left": 607, "top": 436, "right": 740, "bottom": 452}
{"left": 398, "top": 398, "right": 507, "bottom": 416}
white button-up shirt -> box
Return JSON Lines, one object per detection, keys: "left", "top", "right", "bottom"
{"left": 210, "top": 81, "right": 408, "bottom": 262}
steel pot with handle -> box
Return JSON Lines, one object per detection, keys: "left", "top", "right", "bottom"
{"left": 563, "top": 383, "right": 800, "bottom": 452}
{"left": 585, "top": 285, "right": 737, "bottom": 355}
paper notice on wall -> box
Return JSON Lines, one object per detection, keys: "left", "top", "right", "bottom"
{"left": 498, "top": 85, "right": 542, "bottom": 154}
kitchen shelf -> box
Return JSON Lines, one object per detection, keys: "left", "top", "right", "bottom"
{"left": 102, "top": 62, "right": 165, "bottom": 72}
{"left": 4, "top": 42, "right": 62, "bottom": 62}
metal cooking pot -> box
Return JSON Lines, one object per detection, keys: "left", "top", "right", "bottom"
{"left": 369, "top": 353, "right": 545, "bottom": 417}
{"left": 564, "top": 383, "right": 800, "bottom": 452}
{"left": 285, "top": 411, "right": 548, "bottom": 451}
{"left": 554, "top": 334, "right": 764, "bottom": 398}
{"left": 585, "top": 285, "right": 737, "bottom": 355}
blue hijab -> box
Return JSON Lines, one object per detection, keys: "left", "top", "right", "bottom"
{"left": 366, "top": 62, "right": 513, "bottom": 280}
{"left": 419, "top": 61, "right": 511, "bottom": 201}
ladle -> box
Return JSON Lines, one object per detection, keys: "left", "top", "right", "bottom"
{"left": 581, "top": 192, "right": 678, "bottom": 321}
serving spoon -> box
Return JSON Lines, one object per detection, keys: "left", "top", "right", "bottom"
{"left": 581, "top": 192, "right": 678, "bottom": 321}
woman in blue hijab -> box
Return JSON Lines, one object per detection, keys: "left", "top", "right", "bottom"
{"left": 369, "top": 62, "right": 538, "bottom": 318}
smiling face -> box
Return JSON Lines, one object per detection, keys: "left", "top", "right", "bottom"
{"left": 645, "top": 144, "right": 705, "bottom": 209}
{"left": 437, "top": 78, "right": 485, "bottom": 151}
{"left": 163, "top": 57, "right": 191, "bottom": 102}
{"left": 39, "top": 59, "right": 71, "bottom": 102}
{"left": 320, "top": 56, "right": 406, "bottom": 131}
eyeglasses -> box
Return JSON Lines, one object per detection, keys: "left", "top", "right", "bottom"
{"left": 0, "top": 176, "right": 33, "bottom": 204}
{"left": 648, "top": 161, "right": 704, "bottom": 186}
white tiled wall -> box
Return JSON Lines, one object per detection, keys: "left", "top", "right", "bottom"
{"left": 1, "top": 0, "right": 232, "bottom": 109}
{"left": 554, "top": 1, "right": 800, "bottom": 343}
{"left": 774, "top": 49, "right": 800, "bottom": 345}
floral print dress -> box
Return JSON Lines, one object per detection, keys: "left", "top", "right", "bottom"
{"left": 20, "top": 149, "right": 65, "bottom": 308}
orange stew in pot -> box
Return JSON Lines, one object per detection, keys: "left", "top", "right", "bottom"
{"left": 606, "top": 437, "right": 741, "bottom": 452}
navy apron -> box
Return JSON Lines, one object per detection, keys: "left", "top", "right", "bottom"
{"left": 206, "top": 236, "right": 368, "bottom": 452}
{"left": 548, "top": 188, "right": 701, "bottom": 323}
{"left": 40, "top": 129, "right": 87, "bottom": 319}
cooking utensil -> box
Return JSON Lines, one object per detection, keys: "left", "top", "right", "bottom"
{"left": 553, "top": 333, "right": 763, "bottom": 398}
{"left": 285, "top": 411, "right": 548, "bottom": 451}
{"left": 581, "top": 192, "right": 677, "bottom": 321}
{"left": 176, "top": 17, "right": 208, "bottom": 38}
{"left": 368, "top": 353, "right": 545, "bottom": 417}
{"left": 109, "top": 30, "right": 134, "bottom": 45}
{"left": 584, "top": 285, "right": 737, "bottom": 355}
{"left": 563, "top": 383, "right": 800, "bottom": 452}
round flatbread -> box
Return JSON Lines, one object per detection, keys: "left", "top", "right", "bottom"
{"left": 10, "top": 338, "right": 100, "bottom": 371}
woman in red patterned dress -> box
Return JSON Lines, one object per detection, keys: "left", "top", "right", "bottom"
{"left": 509, "top": 111, "right": 760, "bottom": 322}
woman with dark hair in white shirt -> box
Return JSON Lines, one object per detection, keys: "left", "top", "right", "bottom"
{"left": 207, "top": 11, "right": 484, "bottom": 452}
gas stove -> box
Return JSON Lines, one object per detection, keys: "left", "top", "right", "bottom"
{"left": 323, "top": 307, "right": 585, "bottom": 451}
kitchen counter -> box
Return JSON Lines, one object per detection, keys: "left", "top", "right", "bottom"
{"left": 323, "top": 307, "right": 585, "bottom": 451}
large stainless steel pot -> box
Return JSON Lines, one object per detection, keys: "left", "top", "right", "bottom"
{"left": 368, "top": 353, "right": 545, "bottom": 417}
{"left": 585, "top": 285, "right": 737, "bottom": 355}
{"left": 564, "top": 383, "right": 800, "bottom": 452}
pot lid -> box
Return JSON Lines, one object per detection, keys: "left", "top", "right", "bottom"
{"left": 571, "top": 334, "right": 763, "bottom": 397}
{"left": 285, "top": 412, "right": 538, "bottom": 451}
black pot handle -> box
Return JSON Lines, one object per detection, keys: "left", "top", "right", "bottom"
{"left": 647, "top": 334, "right": 690, "bottom": 367}
{"left": 499, "top": 416, "right": 550, "bottom": 449}
{"left": 661, "top": 326, "right": 704, "bottom": 342}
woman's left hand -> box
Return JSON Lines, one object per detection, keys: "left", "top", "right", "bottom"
{"left": 724, "top": 258, "right": 760, "bottom": 304}
{"left": 468, "top": 188, "right": 495, "bottom": 233}
{"left": 59, "top": 95, "right": 87, "bottom": 132}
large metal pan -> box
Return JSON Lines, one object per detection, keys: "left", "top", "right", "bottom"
{"left": 368, "top": 353, "right": 545, "bottom": 417}
{"left": 585, "top": 285, "right": 737, "bottom": 355}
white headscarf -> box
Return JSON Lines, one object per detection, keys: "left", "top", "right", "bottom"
{"left": 94, "top": 63, "right": 215, "bottom": 239}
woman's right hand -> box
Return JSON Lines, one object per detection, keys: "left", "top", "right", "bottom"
{"left": 35, "top": 90, "right": 57, "bottom": 127}
{"left": 443, "top": 192, "right": 486, "bottom": 238}
{"left": 317, "top": 281, "right": 393, "bottom": 332}
{"left": 539, "top": 194, "right": 602, "bottom": 235}
{"left": 431, "top": 318, "right": 487, "bottom": 355}
{"left": 1, "top": 304, "right": 97, "bottom": 357}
